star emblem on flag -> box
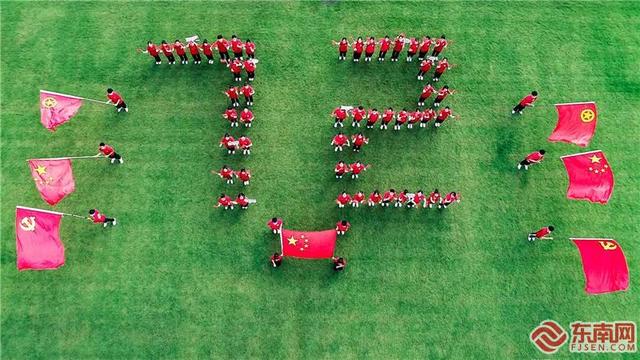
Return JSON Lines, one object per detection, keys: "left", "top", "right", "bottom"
{"left": 35, "top": 165, "right": 47, "bottom": 175}
{"left": 42, "top": 97, "right": 57, "bottom": 108}
{"left": 287, "top": 236, "right": 298, "bottom": 246}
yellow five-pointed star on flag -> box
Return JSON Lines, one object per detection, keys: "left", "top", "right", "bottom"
{"left": 35, "top": 165, "right": 47, "bottom": 175}
{"left": 287, "top": 236, "right": 298, "bottom": 246}
{"left": 590, "top": 155, "right": 601, "bottom": 163}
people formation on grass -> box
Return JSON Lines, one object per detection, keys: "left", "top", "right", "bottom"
{"left": 332, "top": 103, "right": 457, "bottom": 132}
{"left": 139, "top": 35, "right": 256, "bottom": 65}
{"left": 332, "top": 33, "right": 448, "bottom": 62}
{"left": 336, "top": 189, "right": 461, "bottom": 209}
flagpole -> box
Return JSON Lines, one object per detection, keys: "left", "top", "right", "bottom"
{"left": 81, "top": 97, "right": 110, "bottom": 105}
{"left": 40, "top": 90, "right": 108, "bottom": 105}
{"left": 27, "top": 155, "right": 102, "bottom": 161}
{"left": 59, "top": 212, "right": 89, "bottom": 219}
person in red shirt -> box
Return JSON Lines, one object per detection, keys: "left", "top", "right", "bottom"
{"left": 368, "top": 190, "right": 382, "bottom": 207}
{"left": 335, "top": 160, "right": 349, "bottom": 179}
{"left": 391, "top": 33, "right": 406, "bottom": 62}
{"left": 418, "top": 83, "right": 435, "bottom": 106}
{"left": 336, "top": 220, "right": 351, "bottom": 235}
{"left": 528, "top": 226, "right": 555, "bottom": 242}
{"left": 435, "top": 106, "right": 455, "bottom": 128}
{"left": 351, "top": 133, "right": 369, "bottom": 152}
{"left": 518, "top": 149, "right": 545, "bottom": 170}
{"left": 440, "top": 192, "right": 461, "bottom": 209}
{"left": 352, "top": 37, "right": 364, "bottom": 62}
{"left": 433, "top": 85, "right": 455, "bottom": 107}
{"left": 351, "top": 105, "right": 366, "bottom": 127}
{"left": 378, "top": 35, "right": 391, "bottom": 61}
{"left": 381, "top": 107, "right": 394, "bottom": 130}
{"left": 215, "top": 193, "right": 234, "bottom": 210}
{"left": 159, "top": 40, "right": 176, "bottom": 64}
{"left": 223, "top": 107, "right": 239, "bottom": 127}
{"left": 394, "top": 109, "right": 409, "bottom": 130}
{"left": 140, "top": 41, "right": 161, "bottom": 65}
{"left": 394, "top": 190, "right": 408, "bottom": 208}
{"left": 382, "top": 189, "right": 396, "bottom": 207}
{"left": 215, "top": 35, "right": 230, "bottom": 63}
{"left": 336, "top": 191, "right": 351, "bottom": 208}
{"left": 432, "top": 35, "right": 448, "bottom": 57}
{"left": 216, "top": 165, "right": 235, "bottom": 184}
{"left": 416, "top": 58, "right": 434, "bottom": 81}
{"left": 245, "top": 39, "right": 256, "bottom": 59}
{"left": 408, "top": 109, "right": 422, "bottom": 129}
{"left": 267, "top": 217, "right": 283, "bottom": 234}
{"left": 332, "top": 256, "right": 347, "bottom": 271}
{"left": 230, "top": 58, "right": 243, "bottom": 82}
{"left": 364, "top": 37, "right": 376, "bottom": 62}
{"left": 412, "top": 190, "right": 426, "bottom": 208}
{"left": 240, "top": 107, "right": 254, "bottom": 128}
{"left": 106, "top": 88, "right": 128, "bottom": 113}
{"left": 331, "top": 132, "right": 349, "bottom": 152}
{"left": 230, "top": 35, "right": 244, "bottom": 59}
{"left": 349, "top": 160, "right": 369, "bottom": 179}
{"left": 219, "top": 133, "right": 236, "bottom": 155}
{"left": 332, "top": 107, "right": 347, "bottom": 128}
{"left": 174, "top": 39, "right": 188, "bottom": 64}
{"left": 433, "top": 57, "right": 451, "bottom": 82}
{"left": 97, "top": 142, "right": 123, "bottom": 164}
{"left": 199, "top": 39, "right": 215, "bottom": 64}
{"left": 224, "top": 85, "right": 240, "bottom": 108}
{"left": 512, "top": 91, "right": 538, "bottom": 114}
{"left": 241, "top": 83, "right": 254, "bottom": 106}
{"left": 187, "top": 40, "right": 201, "bottom": 64}
{"left": 351, "top": 191, "right": 365, "bottom": 207}
{"left": 236, "top": 168, "right": 251, "bottom": 186}
{"left": 332, "top": 37, "right": 350, "bottom": 61}
{"left": 243, "top": 59, "right": 256, "bottom": 81}
{"left": 235, "top": 193, "right": 251, "bottom": 209}
{"left": 366, "top": 108, "right": 380, "bottom": 129}
{"left": 88, "top": 209, "right": 116, "bottom": 227}
{"left": 421, "top": 108, "right": 436, "bottom": 128}
{"left": 418, "top": 36, "right": 432, "bottom": 61}
{"left": 238, "top": 135, "right": 252, "bottom": 155}
{"left": 406, "top": 37, "right": 419, "bottom": 62}
{"left": 427, "top": 189, "right": 441, "bottom": 208}
{"left": 270, "top": 252, "right": 283, "bottom": 267}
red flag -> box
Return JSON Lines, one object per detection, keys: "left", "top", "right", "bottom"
{"left": 548, "top": 102, "right": 597, "bottom": 147}
{"left": 16, "top": 206, "right": 65, "bottom": 271}
{"left": 40, "top": 90, "right": 84, "bottom": 131}
{"left": 561, "top": 150, "right": 613, "bottom": 204}
{"left": 280, "top": 228, "right": 337, "bottom": 259}
{"left": 572, "top": 238, "right": 629, "bottom": 295}
{"left": 28, "top": 159, "right": 75, "bottom": 205}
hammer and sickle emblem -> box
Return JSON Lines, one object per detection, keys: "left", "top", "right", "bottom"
{"left": 598, "top": 241, "right": 617, "bottom": 251}
{"left": 580, "top": 109, "right": 595, "bottom": 123}
{"left": 19, "top": 216, "right": 37, "bottom": 232}
{"left": 42, "top": 97, "right": 57, "bottom": 108}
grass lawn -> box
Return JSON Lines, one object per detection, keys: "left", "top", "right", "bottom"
{"left": 1, "top": 1, "right": 639, "bottom": 358}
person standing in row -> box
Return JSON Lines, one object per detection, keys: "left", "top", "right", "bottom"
{"left": 418, "top": 36, "right": 432, "bottom": 61}
{"left": 418, "top": 83, "right": 435, "bottom": 106}
{"left": 335, "top": 160, "right": 349, "bottom": 179}
{"left": 433, "top": 85, "right": 454, "bottom": 107}
{"left": 238, "top": 135, "right": 252, "bottom": 155}
{"left": 215, "top": 35, "right": 230, "bottom": 63}
{"left": 406, "top": 37, "right": 419, "bottom": 62}
{"left": 219, "top": 133, "right": 237, "bottom": 155}
{"left": 394, "top": 109, "right": 409, "bottom": 130}
{"left": 381, "top": 107, "right": 394, "bottom": 130}
{"left": 332, "top": 107, "right": 348, "bottom": 128}
{"left": 433, "top": 57, "right": 451, "bottom": 82}
{"left": 230, "top": 35, "right": 244, "bottom": 59}
{"left": 216, "top": 165, "right": 235, "bottom": 184}
{"left": 351, "top": 106, "right": 366, "bottom": 127}
{"left": 235, "top": 193, "right": 251, "bottom": 209}
{"left": 416, "top": 58, "right": 433, "bottom": 81}
{"left": 223, "top": 107, "right": 239, "bottom": 127}
{"left": 378, "top": 35, "right": 391, "bottom": 61}
{"left": 236, "top": 168, "right": 251, "bottom": 186}
{"left": 188, "top": 40, "right": 201, "bottom": 64}
{"left": 352, "top": 37, "right": 364, "bottom": 62}
{"left": 333, "top": 38, "right": 350, "bottom": 61}
{"left": 351, "top": 133, "right": 369, "bottom": 152}
{"left": 421, "top": 108, "right": 436, "bottom": 128}
{"left": 440, "top": 192, "right": 460, "bottom": 209}
{"left": 267, "top": 218, "right": 283, "bottom": 234}
{"left": 216, "top": 193, "right": 234, "bottom": 210}
{"left": 97, "top": 142, "right": 123, "bottom": 164}
{"left": 174, "top": 40, "right": 188, "bottom": 64}
{"left": 243, "top": 58, "right": 256, "bottom": 81}
{"left": 351, "top": 191, "right": 365, "bottom": 207}
{"left": 427, "top": 189, "right": 441, "bottom": 208}
{"left": 141, "top": 41, "right": 162, "bottom": 65}
{"left": 241, "top": 83, "right": 254, "bottom": 105}
{"left": 382, "top": 189, "right": 396, "bottom": 207}
{"left": 200, "top": 39, "right": 215, "bottom": 64}
{"left": 106, "top": 88, "right": 128, "bottom": 113}
{"left": 336, "top": 220, "right": 350, "bottom": 235}
{"left": 391, "top": 33, "right": 405, "bottom": 62}
{"left": 434, "top": 106, "right": 455, "bottom": 128}
{"left": 230, "top": 58, "right": 243, "bottom": 82}
{"left": 331, "top": 132, "right": 349, "bottom": 152}
{"left": 368, "top": 190, "right": 382, "bottom": 206}
{"left": 240, "top": 107, "right": 254, "bottom": 127}
{"left": 245, "top": 39, "right": 256, "bottom": 59}
{"left": 225, "top": 85, "right": 240, "bottom": 108}
{"left": 432, "top": 35, "right": 448, "bottom": 57}
{"left": 336, "top": 191, "right": 351, "bottom": 208}
{"left": 159, "top": 40, "right": 176, "bottom": 64}
{"left": 350, "top": 161, "right": 368, "bottom": 179}
{"left": 364, "top": 37, "right": 376, "bottom": 62}
{"left": 366, "top": 108, "right": 380, "bottom": 129}
{"left": 407, "top": 109, "right": 422, "bottom": 129}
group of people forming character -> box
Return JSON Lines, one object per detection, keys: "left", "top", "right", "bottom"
{"left": 336, "top": 189, "right": 461, "bottom": 209}
{"left": 332, "top": 103, "right": 457, "bottom": 131}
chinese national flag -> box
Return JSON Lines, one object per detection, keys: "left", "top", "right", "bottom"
{"left": 40, "top": 90, "right": 83, "bottom": 131}
{"left": 280, "top": 229, "right": 337, "bottom": 259}
{"left": 561, "top": 150, "right": 613, "bottom": 204}
{"left": 572, "top": 239, "right": 629, "bottom": 295}
{"left": 548, "top": 102, "right": 598, "bottom": 147}
{"left": 16, "top": 206, "right": 65, "bottom": 271}
{"left": 28, "top": 159, "right": 75, "bottom": 205}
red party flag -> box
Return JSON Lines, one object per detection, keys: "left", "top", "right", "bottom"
{"left": 561, "top": 150, "right": 614, "bottom": 204}
{"left": 40, "top": 90, "right": 84, "bottom": 131}
{"left": 280, "top": 228, "right": 337, "bottom": 259}
{"left": 16, "top": 206, "right": 65, "bottom": 271}
{"left": 548, "top": 102, "right": 597, "bottom": 147}
{"left": 28, "top": 159, "right": 75, "bottom": 205}
{"left": 572, "top": 238, "right": 629, "bottom": 295}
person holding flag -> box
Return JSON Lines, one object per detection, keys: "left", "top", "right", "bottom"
{"left": 97, "top": 142, "right": 123, "bottom": 164}
{"left": 106, "top": 88, "right": 128, "bottom": 113}
{"left": 332, "top": 256, "right": 347, "bottom": 271}
{"left": 267, "top": 217, "right": 283, "bottom": 234}
{"left": 238, "top": 135, "right": 252, "bottom": 155}
{"left": 518, "top": 149, "right": 545, "bottom": 170}
{"left": 336, "top": 220, "right": 351, "bottom": 235}
{"left": 159, "top": 40, "right": 176, "bottom": 64}
{"left": 270, "top": 253, "right": 283, "bottom": 268}
{"left": 139, "top": 41, "right": 161, "bottom": 65}
{"left": 88, "top": 208, "right": 116, "bottom": 227}
{"left": 528, "top": 226, "right": 554, "bottom": 242}
{"left": 173, "top": 39, "right": 188, "bottom": 64}
{"left": 187, "top": 40, "right": 201, "bottom": 64}
{"left": 199, "top": 39, "right": 215, "bottom": 64}
{"left": 512, "top": 91, "right": 538, "bottom": 114}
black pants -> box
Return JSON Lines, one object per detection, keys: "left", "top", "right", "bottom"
{"left": 191, "top": 53, "right": 201, "bottom": 62}
{"left": 245, "top": 95, "right": 253, "bottom": 103}
{"left": 104, "top": 218, "right": 115, "bottom": 225}
{"left": 353, "top": 145, "right": 361, "bottom": 152}
{"left": 353, "top": 51, "right": 362, "bottom": 59}
{"left": 247, "top": 53, "right": 255, "bottom": 59}
{"left": 116, "top": 102, "right": 127, "bottom": 110}
{"left": 365, "top": 52, "right": 374, "bottom": 58}
{"left": 230, "top": 98, "right": 239, "bottom": 106}
{"left": 340, "top": 51, "right": 347, "bottom": 58}
{"left": 513, "top": 104, "right": 525, "bottom": 113}
{"left": 205, "top": 53, "right": 214, "bottom": 61}
{"left": 520, "top": 159, "right": 532, "bottom": 166}
{"left": 432, "top": 49, "right": 442, "bottom": 56}
{"left": 178, "top": 54, "right": 188, "bottom": 62}
{"left": 247, "top": 71, "right": 255, "bottom": 80}
{"left": 233, "top": 72, "right": 241, "bottom": 80}
{"left": 378, "top": 50, "right": 387, "bottom": 59}
{"left": 153, "top": 55, "right": 161, "bottom": 62}
{"left": 417, "top": 70, "right": 426, "bottom": 77}
{"left": 433, "top": 71, "right": 443, "bottom": 80}
{"left": 219, "top": 51, "right": 230, "bottom": 61}
{"left": 391, "top": 50, "right": 400, "bottom": 59}
{"left": 407, "top": 51, "right": 416, "bottom": 58}
{"left": 234, "top": 51, "right": 242, "bottom": 58}
{"left": 108, "top": 153, "right": 122, "bottom": 160}
{"left": 165, "top": 54, "right": 176, "bottom": 63}
{"left": 418, "top": 51, "right": 427, "bottom": 59}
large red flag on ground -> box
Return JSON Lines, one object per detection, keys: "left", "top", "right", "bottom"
{"left": 40, "top": 90, "right": 84, "bottom": 131}
{"left": 28, "top": 159, "right": 75, "bottom": 205}
{"left": 572, "top": 238, "right": 629, "bottom": 295}
{"left": 280, "top": 228, "right": 337, "bottom": 259}
{"left": 561, "top": 150, "right": 613, "bottom": 204}
{"left": 16, "top": 206, "right": 65, "bottom": 271}
{"left": 548, "top": 102, "right": 598, "bottom": 147}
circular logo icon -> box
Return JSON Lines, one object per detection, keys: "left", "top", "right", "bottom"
{"left": 19, "top": 216, "right": 37, "bottom": 232}
{"left": 42, "top": 97, "right": 57, "bottom": 108}
{"left": 530, "top": 320, "right": 568, "bottom": 354}
{"left": 580, "top": 109, "right": 595, "bottom": 123}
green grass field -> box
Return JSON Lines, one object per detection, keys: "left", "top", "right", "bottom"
{"left": 1, "top": 1, "right": 639, "bottom": 358}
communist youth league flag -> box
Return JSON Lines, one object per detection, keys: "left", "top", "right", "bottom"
{"left": 40, "top": 90, "right": 84, "bottom": 131}
{"left": 572, "top": 239, "right": 629, "bottom": 295}
{"left": 16, "top": 206, "right": 65, "bottom": 271}
{"left": 548, "top": 102, "right": 598, "bottom": 147}
{"left": 28, "top": 159, "right": 75, "bottom": 205}
{"left": 280, "top": 229, "right": 337, "bottom": 259}
{"left": 561, "top": 150, "right": 614, "bottom": 204}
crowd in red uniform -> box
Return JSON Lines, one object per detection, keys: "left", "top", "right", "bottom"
{"left": 140, "top": 35, "right": 256, "bottom": 65}
{"left": 332, "top": 33, "right": 448, "bottom": 63}
{"left": 336, "top": 189, "right": 461, "bottom": 209}
{"left": 332, "top": 105, "right": 457, "bottom": 130}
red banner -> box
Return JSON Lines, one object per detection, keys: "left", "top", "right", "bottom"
{"left": 16, "top": 206, "right": 65, "bottom": 271}
{"left": 561, "top": 150, "right": 613, "bottom": 204}
{"left": 29, "top": 159, "right": 75, "bottom": 205}
{"left": 548, "top": 102, "right": 597, "bottom": 147}
{"left": 572, "top": 238, "right": 629, "bottom": 295}
{"left": 280, "top": 228, "right": 337, "bottom": 259}
{"left": 40, "top": 90, "right": 83, "bottom": 131}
